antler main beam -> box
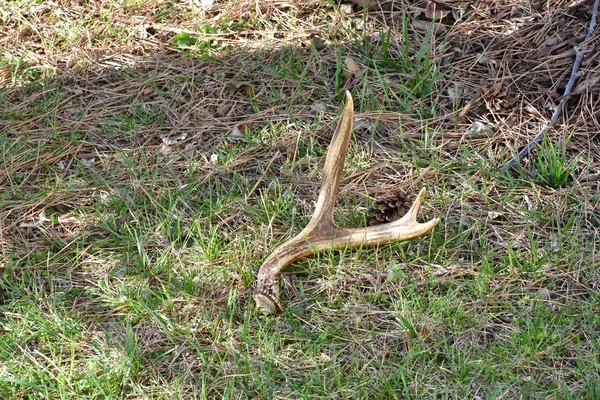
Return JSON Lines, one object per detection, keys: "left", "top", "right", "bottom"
{"left": 253, "top": 91, "right": 440, "bottom": 314}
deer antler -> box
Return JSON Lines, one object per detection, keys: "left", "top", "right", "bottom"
{"left": 253, "top": 91, "right": 440, "bottom": 314}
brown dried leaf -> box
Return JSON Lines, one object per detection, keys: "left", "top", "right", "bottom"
{"left": 216, "top": 102, "right": 233, "bottom": 117}
{"left": 467, "top": 121, "right": 495, "bottom": 138}
{"left": 225, "top": 82, "right": 255, "bottom": 97}
{"left": 338, "top": 3, "right": 354, "bottom": 14}
{"left": 182, "top": 144, "right": 196, "bottom": 159}
{"left": 237, "top": 83, "right": 254, "bottom": 97}
{"left": 476, "top": 53, "right": 498, "bottom": 67}
{"left": 411, "top": 17, "right": 446, "bottom": 33}
{"left": 161, "top": 133, "right": 187, "bottom": 145}
{"left": 344, "top": 57, "right": 360, "bottom": 80}
{"left": 310, "top": 34, "right": 326, "bottom": 50}
{"left": 424, "top": 1, "right": 450, "bottom": 20}
{"left": 228, "top": 126, "right": 245, "bottom": 141}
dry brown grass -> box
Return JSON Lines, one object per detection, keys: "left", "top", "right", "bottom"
{"left": 1, "top": 0, "right": 600, "bottom": 398}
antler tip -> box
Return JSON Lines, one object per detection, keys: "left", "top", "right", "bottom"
{"left": 344, "top": 90, "right": 353, "bottom": 103}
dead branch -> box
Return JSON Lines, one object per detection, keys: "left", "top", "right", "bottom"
{"left": 501, "top": 0, "right": 600, "bottom": 172}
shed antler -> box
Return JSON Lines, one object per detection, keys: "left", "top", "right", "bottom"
{"left": 253, "top": 91, "right": 440, "bottom": 314}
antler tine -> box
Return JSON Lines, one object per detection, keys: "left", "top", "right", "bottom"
{"left": 337, "top": 188, "right": 439, "bottom": 245}
{"left": 253, "top": 91, "right": 439, "bottom": 314}
{"left": 399, "top": 187, "right": 427, "bottom": 223}
{"left": 306, "top": 90, "right": 354, "bottom": 232}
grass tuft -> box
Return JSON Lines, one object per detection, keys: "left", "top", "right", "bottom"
{"left": 1, "top": 0, "right": 599, "bottom": 398}
{"left": 533, "top": 133, "right": 578, "bottom": 189}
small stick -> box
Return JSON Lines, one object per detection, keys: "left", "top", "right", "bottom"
{"left": 501, "top": 0, "right": 599, "bottom": 172}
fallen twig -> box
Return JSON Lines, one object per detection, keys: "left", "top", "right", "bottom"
{"left": 501, "top": 0, "right": 599, "bottom": 172}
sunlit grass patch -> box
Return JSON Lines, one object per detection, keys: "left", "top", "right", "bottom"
{"left": 1, "top": 0, "right": 600, "bottom": 398}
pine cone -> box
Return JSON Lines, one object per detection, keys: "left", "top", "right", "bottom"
{"left": 367, "top": 189, "right": 412, "bottom": 226}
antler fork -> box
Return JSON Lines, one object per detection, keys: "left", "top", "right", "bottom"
{"left": 253, "top": 91, "right": 440, "bottom": 314}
